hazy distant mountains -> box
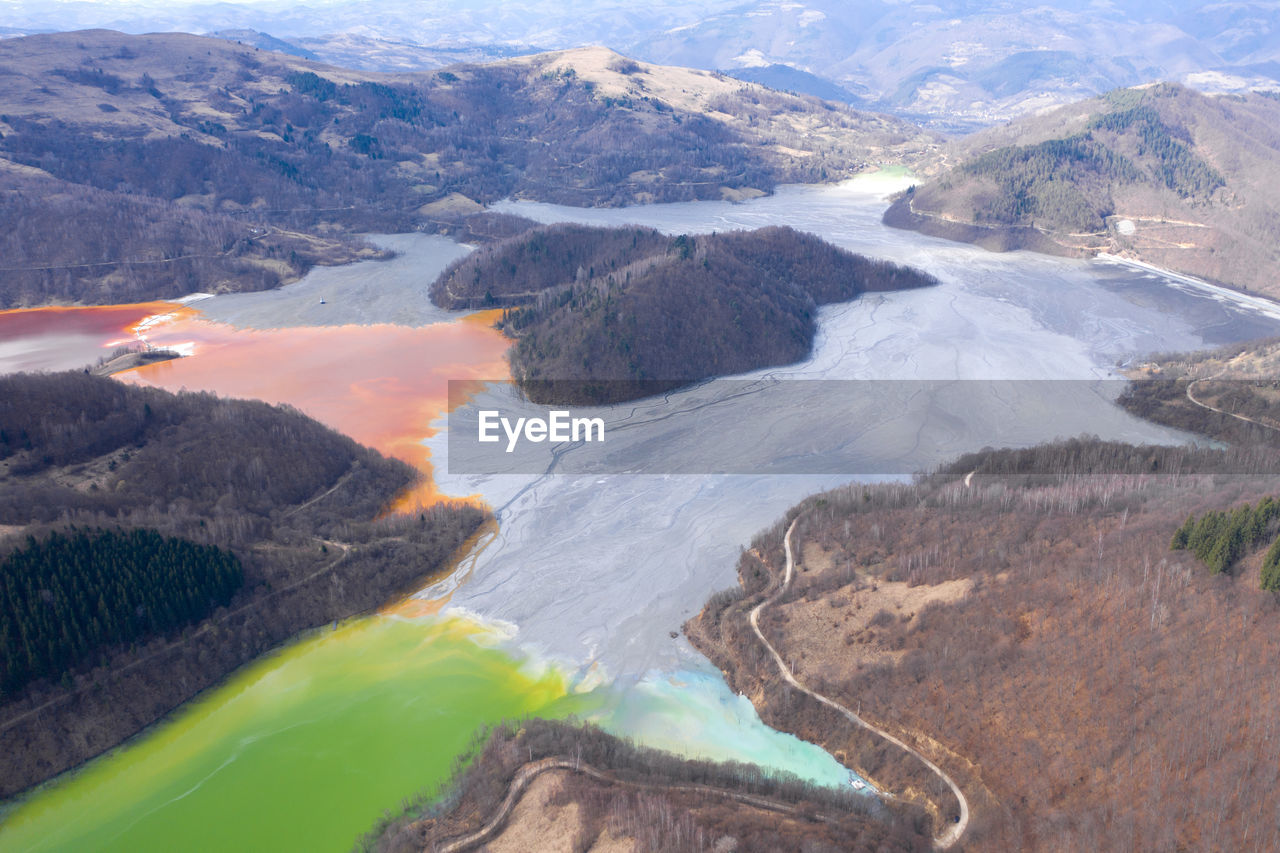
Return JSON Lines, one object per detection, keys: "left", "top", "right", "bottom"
{"left": 6, "top": 0, "right": 1280, "bottom": 126}
{"left": 630, "top": 0, "right": 1280, "bottom": 126}
{"left": 207, "top": 29, "right": 534, "bottom": 72}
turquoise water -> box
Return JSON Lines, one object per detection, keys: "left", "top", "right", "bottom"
{"left": 593, "top": 664, "right": 863, "bottom": 790}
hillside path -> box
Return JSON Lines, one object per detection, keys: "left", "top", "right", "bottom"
{"left": 1185, "top": 374, "right": 1280, "bottom": 434}
{"left": 748, "top": 519, "right": 970, "bottom": 849}
{"left": 432, "top": 755, "right": 842, "bottom": 852}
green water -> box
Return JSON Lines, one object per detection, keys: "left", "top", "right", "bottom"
{"left": 0, "top": 614, "right": 864, "bottom": 852}
{"left": 0, "top": 615, "right": 584, "bottom": 853}
{"left": 868, "top": 164, "right": 914, "bottom": 179}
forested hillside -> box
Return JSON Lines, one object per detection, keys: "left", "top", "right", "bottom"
{"left": 690, "top": 439, "right": 1280, "bottom": 850}
{"left": 887, "top": 83, "right": 1280, "bottom": 296}
{"left": 0, "top": 166, "right": 385, "bottom": 308}
{"left": 364, "top": 719, "right": 930, "bottom": 852}
{"left": 0, "top": 31, "right": 933, "bottom": 306}
{"left": 434, "top": 224, "right": 937, "bottom": 403}
{"left": 0, "top": 372, "right": 486, "bottom": 796}
{"left": 0, "top": 528, "right": 243, "bottom": 696}
{"left": 1117, "top": 338, "right": 1280, "bottom": 446}
{"left": 431, "top": 225, "right": 673, "bottom": 309}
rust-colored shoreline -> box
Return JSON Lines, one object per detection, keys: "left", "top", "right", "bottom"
{"left": 3, "top": 300, "right": 514, "bottom": 516}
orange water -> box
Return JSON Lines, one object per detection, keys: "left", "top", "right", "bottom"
{"left": 0, "top": 300, "right": 511, "bottom": 510}
{"left": 0, "top": 301, "right": 180, "bottom": 333}
{"left": 118, "top": 307, "right": 511, "bottom": 511}
{"left": 0, "top": 302, "right": 197, "bottom": 373}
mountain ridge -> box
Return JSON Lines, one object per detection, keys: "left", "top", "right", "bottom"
{"left": 0, "top": 29, "right": 936, "bottom": 306}
{"left": 887, "top": 82, "right": 1280, "bottom": 298}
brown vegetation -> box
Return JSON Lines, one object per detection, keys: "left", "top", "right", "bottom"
{"left": 0, "top": 372, "right": 486, "bottom": 796}
{"left": 360, "top": 719, "right": 931, "bottom": 853}
{"left": 0, "top": 167, "right": 385, "bottom": 308}
{"left": 891, "top": 83, "right": 1280, "bottom": 296}
{"left": 0, "top": 31, "right": 933, "bottom": 306}
{"left": 434, "top": 223, "right": 937, "bottom": 404}
{"left": 1119, "top": 338, "right": 1280, "bottom": 446}
{"left": 691, "top": 439, "right": 1280, "bottom": 850}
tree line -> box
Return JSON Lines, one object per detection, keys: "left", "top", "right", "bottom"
{"left": 1171, "top": 497, "right": 1280, "bottom": 587}
{"left": 0, "top": 528, "right": 242, "bottom": 697}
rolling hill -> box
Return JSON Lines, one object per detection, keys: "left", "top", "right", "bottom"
{"left": 690, "top": 439, "right": 1280, "bottom": 850}
{"left": 886, "top": 83, "right": 1280, "bottom": 298}
{"left": 0, "top": 371, "right": 486, "bottom": 796}
{"left": 0, "top": 30, "right": 934, "bottom": 307}
{"left": 433, "top": 223, "right": 937, "bottom": 404}
{"left": 12, "top": 0, "right": 1279, "bottom": 126}
{"left": 628, "top": 0, "right": 1280, "bottom": 126}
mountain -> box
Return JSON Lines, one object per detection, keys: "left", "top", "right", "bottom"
{"left": 621, "top": 0, "right": 1280, "bottom": 125}
{"left": 207, "top": 28, "right": 320, "bottom": 60}
{"left": 630, "top": 1, "right": 1202, "bottom": 125}
{"left": 6, "top": 1, "right": 1279, "bottom": 125}
{"left": 287, "top": 34, "right": 534, "bottom": 72}
{"left": 724, "top": 63, "right": 864, "bottom": 105}
{"left": 886, "top": 83, "right": 1280, "bottom": 297}
{"left": 211, "top": 29, "right": 537, "bottom": 72}
{"left": 0, "top": 0, "right": 740, "bottom": 50}
{"left": 0, "top": 29, "right": 934, "bottom": 307}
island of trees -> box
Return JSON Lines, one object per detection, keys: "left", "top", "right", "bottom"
{"left": 431, "top": 223, "right": 938, "bottom": 404}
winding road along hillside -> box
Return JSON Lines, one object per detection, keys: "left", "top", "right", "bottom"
{"left": 749, "top": 520, "right": 970, "bottom": 849}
